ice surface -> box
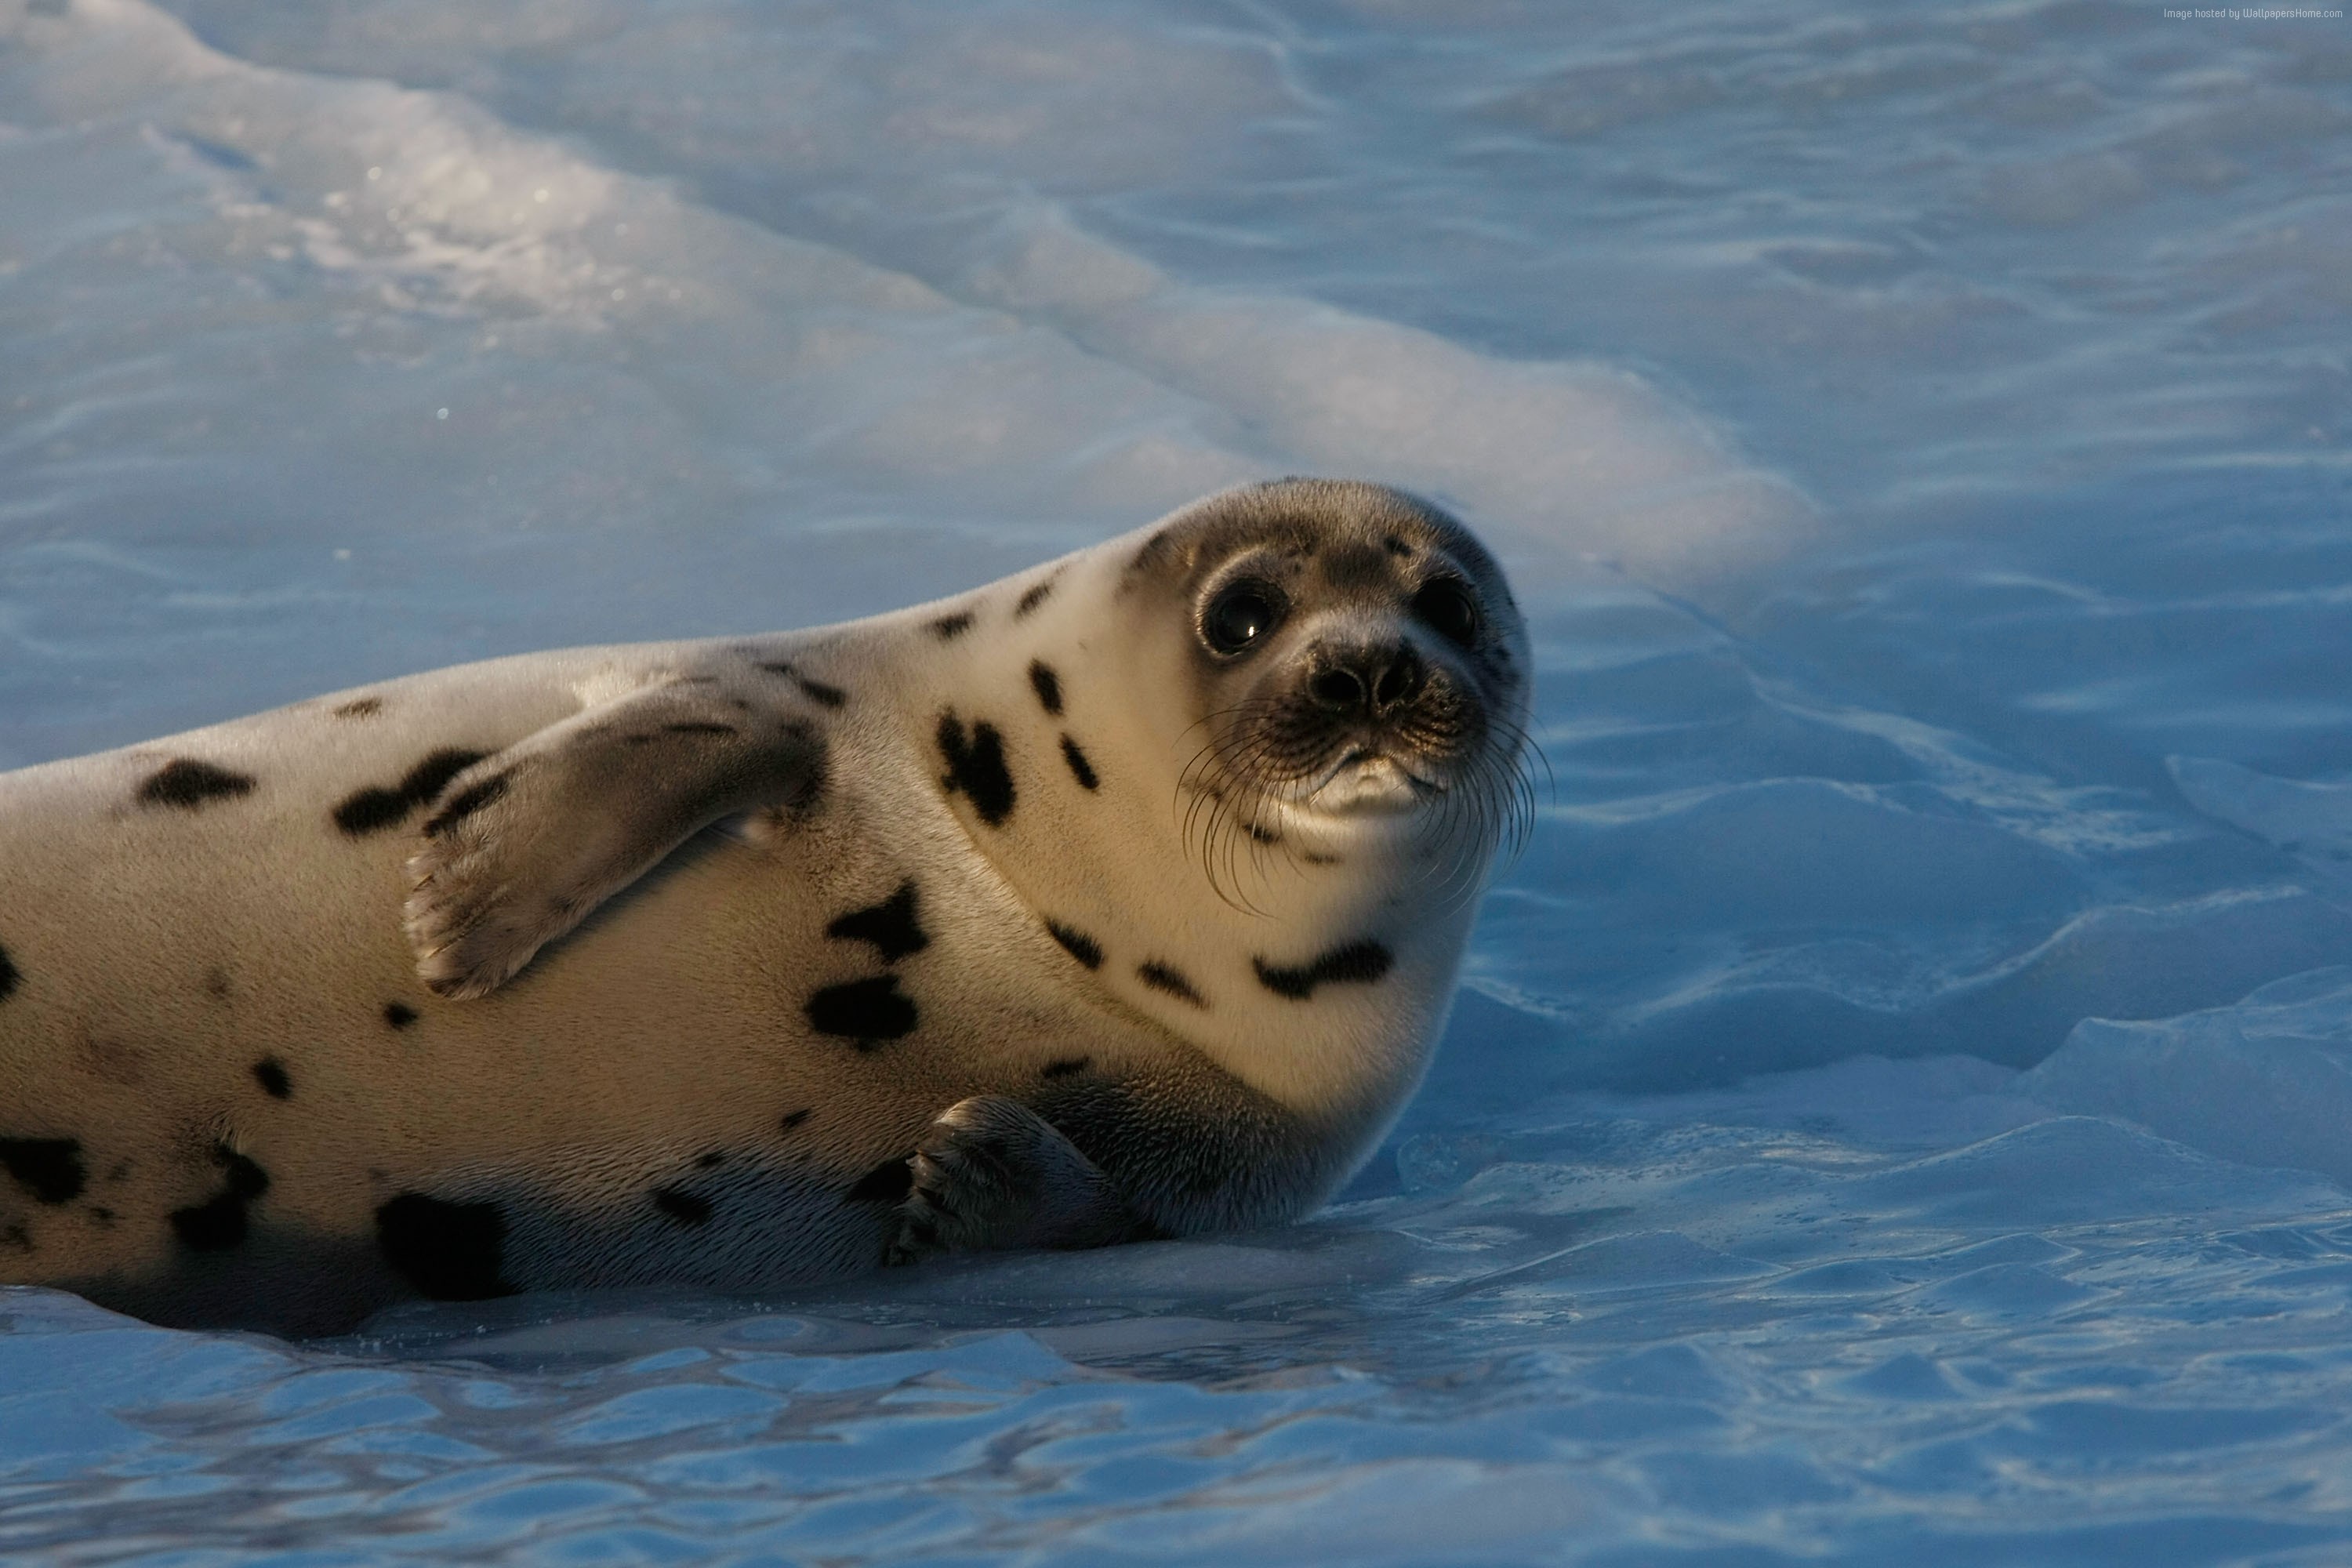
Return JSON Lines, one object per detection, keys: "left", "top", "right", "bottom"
{"left": 2024, "top": 968, "right": 2352, "bottom": 1189}
{"left": 7, "top": 0, "right": 2352, "bottom": 1561}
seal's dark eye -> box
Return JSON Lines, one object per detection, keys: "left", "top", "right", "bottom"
{"left": 1203, "top": 580, "right": 1286, "bottom": 655}
{"left": 1411, "top": 576, "right": 1480, "bottom": 648}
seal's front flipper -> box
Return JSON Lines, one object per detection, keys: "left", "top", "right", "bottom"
{"left": 401, "top": 675, "right": 824, "bottom": 1000}
{"left": 887, "top": 1096, "right": 1145, "bottom": 1265}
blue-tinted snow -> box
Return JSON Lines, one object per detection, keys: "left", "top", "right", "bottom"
{"left": 5, "top": 0, "right": 2352, "bottom": 1561}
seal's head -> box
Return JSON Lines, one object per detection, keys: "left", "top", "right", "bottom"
{"left": 908, "top": 476, "right": 1531, "bottom": 1119}
{"left": 1125, "top": 478, "right": 1534, "bottom": 896}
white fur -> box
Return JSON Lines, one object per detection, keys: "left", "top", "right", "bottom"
{"left": 0, "top": 480, "right": 1526, "bottom": 1333}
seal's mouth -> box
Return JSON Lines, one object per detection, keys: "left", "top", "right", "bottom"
{"left": 1298, "top": 746, "right": 1446, "bottom": 814}
{"left": 1180, "top": 624, "right": 1530, "bottom": 904}
{"left": 1216, "top": 662, "right": 1486, "bottom": 823}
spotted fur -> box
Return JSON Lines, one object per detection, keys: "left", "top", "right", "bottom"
{"left": 139, "top": 759, "right": 253, "bottom": 810}
{"left": 0, "top": 477, "right": 1529, "bottom": 1334}
{"left": 422, "top": 771, "right": 509, "bottom": 837}
{"left": 826, "top": 883, "right": 929, "bottom": 964}
{"left": 169, "top": 1145, "right": 269, "bottom": 1252}
{"left": 333, "top": 747, "right": 488, "bottom": 837}
{"left": 1047, "top": 920, "right": 1103, "bottom": 970}
{"left": 1254, "top": 940, "right": 1395, "bottom": 1000}
{"left": 1015, "top": 578, "right": 1058, "bottom": 618}
{"left": 937, "top": 714, "right": 1016, "bottom": 826}
{"left": 805, "top": 976, "right": 918, "bottom": 1046}
{"left": 1028, "top": 661, "right": 1063, "bottom": 716}
{"left": 0, "top": 1138, "right": 84, "bottom": 1205}
{"left": 1137, "top": 960, "right": 1207, "bottom": 1007}
{"left": 755, "top": 661, "right": 848, "bottom": 710}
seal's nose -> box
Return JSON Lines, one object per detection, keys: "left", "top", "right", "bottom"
{"left": 1308, "top": 641, "right": 1427, "bottom": 720}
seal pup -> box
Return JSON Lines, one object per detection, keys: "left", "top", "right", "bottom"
{"left": 0, "top": 478, "right": 1532, "bottom": 1334}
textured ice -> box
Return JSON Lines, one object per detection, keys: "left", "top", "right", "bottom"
{"left": 2024, "top": 969, "right": 2352, "bottom": 1189}
{"left": 7, "top": 0, "right": 2352, "bottom": 1562}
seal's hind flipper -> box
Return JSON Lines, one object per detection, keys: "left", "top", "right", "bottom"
{"left": 401, "top": 672, "right": 826, "bottom": 1000}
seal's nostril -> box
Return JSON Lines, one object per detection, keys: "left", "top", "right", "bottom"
{"left": 1312, "top": 668, "right": 1367, "bottom": 712}
{"left": 1312, "top": 644, "right": 1424, "bottom": 718}
{"left": 1373, "top": 653, "right": 1423, "bottom": 712}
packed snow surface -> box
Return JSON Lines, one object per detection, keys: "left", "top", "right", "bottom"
{"left": 5, "top": 0, "right": 2352, "bottom": 1561}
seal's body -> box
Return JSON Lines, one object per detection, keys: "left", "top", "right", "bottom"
{"left": 0, "top": 480, "right": 1530, "bottom": 1334}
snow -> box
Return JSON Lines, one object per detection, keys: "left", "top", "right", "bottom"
{"left": 5, "top": 0, "right": 2352, "bottom": 1560}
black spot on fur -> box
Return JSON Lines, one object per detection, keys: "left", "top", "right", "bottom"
{"left": 2, "top": 1225, "right": 27, "bottom": 1254}
{"left": 333, "top": 747, "right": 490, "bottom": 837}
{"left": 334, "top": 696, "right": 385, "bottom": 718}
{"left": 1060, "top": 735, "right": 1099, "bottom": 792}
{"left": 1016, "top": 578, "right": 1056, "bottom": 618}
{"left": 848, "top": 1158, "right": 914, "bottom": 1203}
{"left": 384, "top": 1002, "right": 419, "bottom": 1029}
{"left": 222, "top": 1149, "right": 268, "bottom": 1198}
{"left": 140, "top": 759, "right": 255, "bottom": 810}
{"left": 1247, "top": 823, "right": 1281, "bottom": 845}
{"left": 795, "top": 673, "right": 848, "bottom": 709}
{"left": 930, "top": 611, "right": 974, "bottom": 640}
{"left": 0, "top": 1138, "right": 85, "bottom": 1205}
{"left": 424, "top": 771, "right": 510, "bottom": 837}
{"left": 1042, "top": 1055, "right": 1091, "bottom": 1080}
{"left": 89, "top": 1207, "right": 115, "bottom": 1225}
{"left": 251, "top": 1058, "right": 291, "bottom": 1099}
{"left": 400, "top": 748, "right": 488, "bottom": 806}
{"left": 204, "top": 968, "right": 231, "bottom": 1000}
{"left": 805, "top": 976, "right": 918, "bottom": 1046}
{"left": 937, "top": 714, "right": 1016, "bottom": 826}
{"left": 1254, "top": 939, "right": 1395, "bottom": 1000}
{"left": 1138, "top": 960, "right": 1207, "bottom": 1007}
{"left": 1028, "top": 661, "right": 1063, "bottom": 716}
{"left": 697, "top": 1150, "right": 726, "bottom": 1169}
{"left": 1047, "top": 920, "right": 1103, "bottom": 970}
{"left": 1384, "top": 535, "right": 1414, "bottom": 557}
{"left": 665, "top": 721, "right": 737, "bottom": 736}
{"left": 826, "top": 882, "right": 929, "bottom": 964}
{"left": 170, "top": 1146, "right": 269, "bottom": 1252}
{"left": 376, "top": 1193, "right": 511, "bottom": 1301}
{"left": 652, "top": 1187, "right": 713, "bottom": 1226}
{"left": 0, "top": 942, "right": 16, "bottom": 1004}
{"left": 780, "top": 1108, "right": 812, "bottom": 1133}
{"left": 332, "top": 786, "right": 408, "bottom": 836}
